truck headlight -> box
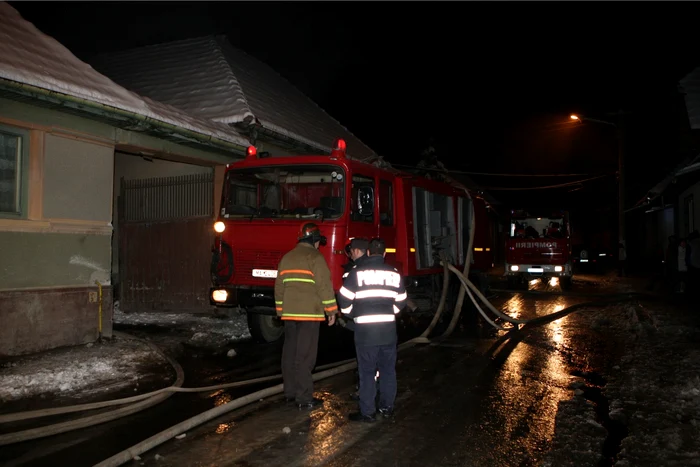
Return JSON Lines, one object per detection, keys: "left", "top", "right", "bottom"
{"left": 214, "top": 221, "right": 225, "bottom": 233}
{"left": 510, "top": 265, "right": 519, "bottom": 272}
{"left": 555, "top": 266, "right": 563, "bottom": 272}
{"left": 212, "top": 289, "right": 228, "bottom": 302}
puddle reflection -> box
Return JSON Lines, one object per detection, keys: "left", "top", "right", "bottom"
{"left": 302, "top": 391, "right": 354, "bottom": 465}
{"left": 488, "top": 294, "right": 574, "bottom": 455}
{"left": 215, "top": 422, "right": 233, "bottom": 434}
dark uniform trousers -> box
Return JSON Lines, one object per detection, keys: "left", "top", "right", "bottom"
{"left": 356, "top": 343, "right": 397, "bottom": 416}
{"left": 282, "top": 320, "right": 320, "bottom": 403}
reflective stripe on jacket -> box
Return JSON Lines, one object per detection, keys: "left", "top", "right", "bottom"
{"left": 337, "top": 255, "right": 407, "bottom": 346}
{"left": 274, "top": 242, "right": 338, "bottom": 321}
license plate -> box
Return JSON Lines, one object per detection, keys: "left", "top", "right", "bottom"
{"left": 528, "top": 268, "right": 544, "bottom": 273}
{"left": 580, "top": 259, "right": 589, "bottom": 263}
{"left": 252, "top": 269, "right": 278, "bottom": 278}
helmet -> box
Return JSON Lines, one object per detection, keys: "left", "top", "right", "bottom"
{"left": 298, "top": 222, "right": 327, "bottom": 245}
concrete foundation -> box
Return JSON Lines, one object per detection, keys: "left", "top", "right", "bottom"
{"left": 0, "top": 286, "right": 113, "bottom": 357}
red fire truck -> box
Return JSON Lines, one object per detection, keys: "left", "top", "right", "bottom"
{"left": 209, "top": 139, "right": 494, "bottom": 342}
{"left": 504, "top": 209, "right": 573, "bottom": 290}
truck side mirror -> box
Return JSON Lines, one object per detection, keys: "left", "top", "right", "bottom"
{"left": 357, "top": 186, "right": 374, "bottom": 217}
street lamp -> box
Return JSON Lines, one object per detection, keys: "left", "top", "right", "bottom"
{"left": 570, "top": 112, "right": 626, "bottom": 248}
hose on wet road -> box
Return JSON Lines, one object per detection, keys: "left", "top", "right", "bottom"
{"left": 0, "top": 184, "right": 649, "bottom": 464}
{"left": 0, "top": 191, "right": 479, "bottom": 457}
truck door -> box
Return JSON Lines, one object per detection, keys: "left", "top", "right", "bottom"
{"left": 349, "top": 172, "right": 377, "bottom": 244}
{"left": 377, "top": 177, "right": 398, "bottom": 269}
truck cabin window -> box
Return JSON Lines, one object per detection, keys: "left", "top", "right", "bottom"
{"left": 222, "top": 165, "right": 345, "bottom": 219}
{"left": 510, "top": 218, "right": 566, "bottom": 239}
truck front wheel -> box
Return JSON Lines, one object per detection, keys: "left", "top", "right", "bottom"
{"left": 247, "top": 311, "right": 285, "bottom": 343}
{"left": 507, "top": 276, "right": 520, "bottom": 290}
{"left": 560, "top": 277, "right": 573, "bottom": 291}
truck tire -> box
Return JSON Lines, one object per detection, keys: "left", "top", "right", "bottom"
{"left": 560, "top": 277, "right": 573, "bottom": 291}
{"left": 507, "top": 276, "right": 519, "bottom": 290}
{"left": 247, "top": 311, "right": 285, "bottom": 343}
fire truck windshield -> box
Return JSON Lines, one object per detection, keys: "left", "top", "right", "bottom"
{"left": 510, "top": 217, "right": 566, "bottom": 239}
{"left": 221, "top": 165, "right": 345, "bottom": 220}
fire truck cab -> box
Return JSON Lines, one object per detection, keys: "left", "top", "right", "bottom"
{"left": 209, "top": 139, "right": 478, "bottom": 342}
{"left": 505, "top": 209, "right": 573, "bottom": 290}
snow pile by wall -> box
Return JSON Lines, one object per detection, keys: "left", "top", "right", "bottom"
{"left": 113, "top": 308, "right": 251, "bottom": 343}
{"left": 0, "top": 338, "right": 168, "bottom": 401}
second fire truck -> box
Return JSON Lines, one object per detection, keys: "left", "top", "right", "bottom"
{"left": 504, "top": 209, "right": 573, "bottom": 290}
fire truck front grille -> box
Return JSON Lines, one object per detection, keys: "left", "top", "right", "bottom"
{"left": 234, "top": 250, "right": 284, "bottom": 283}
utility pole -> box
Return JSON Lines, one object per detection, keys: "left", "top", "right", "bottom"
{"left": 570, "top": 111, "right": 626, "bottom": 247}
{"left": 617, "top": 109, "right": 625, "bottom": 247}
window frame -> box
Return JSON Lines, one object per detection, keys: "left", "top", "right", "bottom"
{"left": 0, "top": 124, "right": 30, "bottom": 219}
{"left": 379, "top": 179, "right": 394, "bottom": 226}
{"left": 351, "top": 173, "right": 375, "bottom": 223}
{"left": 684, "top": 194, "right": 694, "bottom": 236}
{"left": 221, "top": 164, "right": 346, "bottom": 219}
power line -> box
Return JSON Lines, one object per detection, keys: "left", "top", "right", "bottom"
{"left": 481, "top": 173, "right": 614, "bottom": 191}
{"left": 453, "top": 170, "right": 597, "bottom": 177}
{"left": 391, "top": 163, "right": 607, "bottom": 178}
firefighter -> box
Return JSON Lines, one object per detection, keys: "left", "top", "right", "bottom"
{"left": 338, "top": 237, "right": 369, "bottom": 401}
{"left": 274, "top": 222, "right": 338, "bottom": 409}
{"left": 343, "top": 237, "right": 369, "bottom": 276}
{"left": 338, "top": 237, "right": 407, "bottom": 422}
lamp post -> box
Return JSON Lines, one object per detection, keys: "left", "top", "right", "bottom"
{"left": 570, "top": 112, "right": 626, "bottom": 247}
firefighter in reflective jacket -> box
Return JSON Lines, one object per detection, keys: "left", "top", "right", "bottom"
{"left": 337, "top": 237, "right": 407, "bottom": 422}
{"left": 274, "top": 222, "right": 338, "bottom": 409}
{"left": 338, "top": 237, "right": 369, "bottom": 332}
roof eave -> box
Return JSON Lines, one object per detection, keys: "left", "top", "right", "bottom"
{"left": 0, "top": 78, "right": 248, "bottom": 156}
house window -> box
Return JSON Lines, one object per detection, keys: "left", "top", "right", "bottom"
{"left": 0, "top": 130, "right": 23, "bottom": 215}
{"left": 685, "top": 194, "right": 695, "bottom": 236}
{"left": 379, "top": 180, "right": 393, "bottom": 226}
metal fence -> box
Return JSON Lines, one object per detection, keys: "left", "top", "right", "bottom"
{"left": 120, "top": 173, "right": 214, "bottom": 222}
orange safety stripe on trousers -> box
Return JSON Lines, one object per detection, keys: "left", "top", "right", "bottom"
{"left": 280, "top": 269, "right": 315, "bottom": 276}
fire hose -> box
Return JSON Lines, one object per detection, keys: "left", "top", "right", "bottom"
{"left": 0, "top": 188, "right": 644, "bottom": 465}
{"left": 0, "top": 251, "right": 480, "bottom": 458}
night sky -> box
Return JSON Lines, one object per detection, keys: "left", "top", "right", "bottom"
{"left": 9, "top": 2, "right": 700, "bottom": 216}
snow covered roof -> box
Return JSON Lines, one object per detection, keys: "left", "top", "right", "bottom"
{"left": 89, "top": 35, "right": 378, "bottom": 161}
{"left": 0, "top": 3, "right": 250, "bottom": 151}
{"left": 630, "top": 154, "right": 700, "bottom": 212}
{"left": 680, "top": 67, "right": 700, "bottom": 130}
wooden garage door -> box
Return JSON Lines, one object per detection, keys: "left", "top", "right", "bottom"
{"left": 118, "top": 173, "right": 215, "bottom": 311}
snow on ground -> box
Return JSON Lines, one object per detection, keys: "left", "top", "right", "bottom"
{"left": 112, "top": 304, "right": 251, "bottom": 349}
{"left": 0, "top": 337, "right": 170, "bottom": 403}
{"left": 543, "top": 291, "right": 700, "bottom": 466}
{"left": 0, "top": 306, "right": 251, "bottom": 405}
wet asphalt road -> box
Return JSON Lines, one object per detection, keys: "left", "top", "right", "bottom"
{"left": 0, "top": 274, "right": 626, "bottom": 467}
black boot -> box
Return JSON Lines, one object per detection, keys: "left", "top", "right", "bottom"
{"left": 297, "top": 397, "right": 323, "bottom": 409}
{"left": 349, "top": 412, "right": 376, "bottom": 423}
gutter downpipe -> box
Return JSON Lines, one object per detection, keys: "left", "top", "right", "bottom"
{"left": 0, "top": 78, "right": 248, "bottom": 155}
{"left": 95, "top": 280, "right": 103, "bottom": 342}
